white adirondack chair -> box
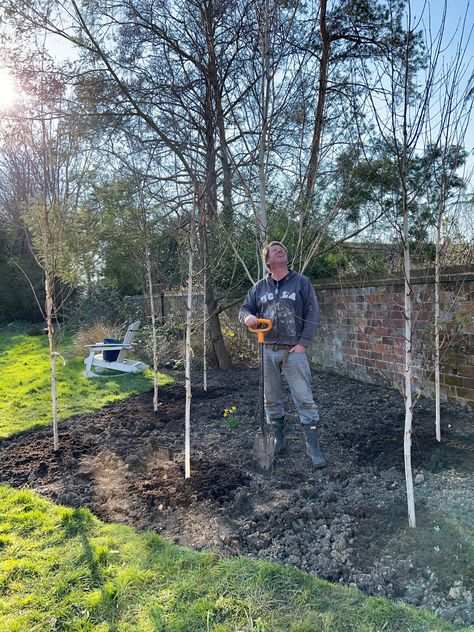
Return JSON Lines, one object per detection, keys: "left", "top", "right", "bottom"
{"left": 83, "top": 320, "right": 149, "bottom": 378}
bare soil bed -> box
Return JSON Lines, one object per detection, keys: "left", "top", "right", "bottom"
{"left": 1, "top": 368, "right": 473, "bottom": 627}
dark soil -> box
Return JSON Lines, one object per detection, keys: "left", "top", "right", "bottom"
{"left": 1, "top": 368, "right": 473, "bottom": 627}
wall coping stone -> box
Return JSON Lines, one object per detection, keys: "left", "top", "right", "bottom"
{"left": 314, "top": 265, "right": 474, "bottom": 290}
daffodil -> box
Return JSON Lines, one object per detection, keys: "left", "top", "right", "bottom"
{"left": 222, "top": 405, "right": 238, "bottom": 428}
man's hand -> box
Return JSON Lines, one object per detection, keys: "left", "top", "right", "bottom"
{"left": 290, "top": 344, "right": 306, "bottom": 353}
{"left": 244, "top": 314, "right": 259, "bottom": 327}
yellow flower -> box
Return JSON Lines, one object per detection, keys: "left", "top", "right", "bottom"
{"left": 223, "top": 405, "right": 237, "bottom": 419}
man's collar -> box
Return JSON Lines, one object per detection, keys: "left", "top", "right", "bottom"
{"left": 268, "top": 269, "right": 292, "bottom": 282}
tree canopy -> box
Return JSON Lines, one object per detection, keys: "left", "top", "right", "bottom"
{"left": 0, "top": 0, "right": 471, "bottom": 324}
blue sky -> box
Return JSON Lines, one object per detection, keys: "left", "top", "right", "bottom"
{"left": 411, "top": 0, "right": 473, "bottom": 158}
{"left": 46, "top": 0, "right": 473, "bottom": 183}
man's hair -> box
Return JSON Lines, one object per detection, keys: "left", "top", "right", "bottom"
{"left": 262, "top": 241, "right": 288, "bottom": 264}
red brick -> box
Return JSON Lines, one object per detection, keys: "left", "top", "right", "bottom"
{"left": 442, "top": 374, "right": 464, "bottom": 388}
{"left": 462, "top": 377, "right": 474, "bottom": 390}
{"left": 443, "top": 385, "right": 457, "bottom": 398}
{"left": 456, "top": 365, "right": 474, "bottom": 377}
{"left": 455, "top": 387, "right": 474, "bottom": 401}
{"left": 391, "top": 319, "right": 405, "bottom": 330}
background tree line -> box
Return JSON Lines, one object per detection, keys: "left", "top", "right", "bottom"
{"left": 0, "top": 0, "right": 472, "bottom": 338}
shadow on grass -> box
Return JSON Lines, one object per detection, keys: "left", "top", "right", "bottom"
{"left": 61, "top": 508, "right": 104, "bottom": 585}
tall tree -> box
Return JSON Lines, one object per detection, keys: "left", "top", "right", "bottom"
{"left": 361, "top": 0, "right": 472, "bottom": 526}
{"left": 3, "top": 0, "right": 235, "bottom": 365}
{"left": 0, "top": 52, "right": 90, "bottom": 449}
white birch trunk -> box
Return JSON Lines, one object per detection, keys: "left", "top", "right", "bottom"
{"left": 399, "top": 9, "right": 416, "bottom": 527}
{"left": 184, "top": 208, "right": 195, "bottom": 479}
{"left": 258, "top": 129, "right": 268, "bottom": 246}
{"left": 403, "top": 204, "right": 416, "bottom": 528}
{"left": 45, "top": 272, "right": 59, "bottom": 451}
{"left": 257, "top": 0, "right": 271, "bottom": 247}
{"left": 434, "top": 218, "right": 442, "bottom": 442}
{"left": 40, "top": 96, "right": 59, "bottom": 452}
{"left": 203, "top": 288, "right": 208, "bottom": 392}
{"left": 202, "top": 241, "right": 208, "bottom": 392}
{"left": 145, "top": 245, "right": 159, "bottom": 412}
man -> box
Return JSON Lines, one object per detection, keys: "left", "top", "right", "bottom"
{"left": 239, "top": 241, "right": 326, "bottom": 468}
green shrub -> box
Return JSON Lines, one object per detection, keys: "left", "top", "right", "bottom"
{"left": 65, "top": 281, "right": 146, "bottom": 330}
{"left": 26, "top": 325, "right": 45, "bottom": 336}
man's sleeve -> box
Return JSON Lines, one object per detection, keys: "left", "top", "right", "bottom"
{"left": 298, "top": 278, "right": 320, "bottom": 347}
{"left": 239, "top": 285, "right": 258, "bottom": 324}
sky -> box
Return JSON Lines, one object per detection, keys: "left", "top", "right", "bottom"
{"left": 410, "top": 0, "right": 474, "bottom": 161}
{"left": 45, "top": 0, "right": 474, "bottom": 158}
{"left": 4, "top": 0, "right": 474, "bottom": 189}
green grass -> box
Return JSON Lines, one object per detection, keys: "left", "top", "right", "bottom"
{"left": 0, "top": 485, "right": 467, "bottom": 632}
{"left": 0, "top": 333, "right": 173, "bottom": 439}
{"left": 0, "top": 333, "right": 471, "bottom": 631}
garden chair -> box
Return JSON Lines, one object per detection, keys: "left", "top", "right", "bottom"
{"left": 83, "top": 320, "right": 149, "bottom": 378}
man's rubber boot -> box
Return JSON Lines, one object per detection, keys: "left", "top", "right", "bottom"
{"left": 270, "top": 417, "right": 285, "bottom": 455}
{"left": 303, "top": 424, "right": 327, "bottom": 468}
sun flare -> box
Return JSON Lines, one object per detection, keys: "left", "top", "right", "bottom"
{"left": 0, "top": 68, "right": 18, "bottom": 110}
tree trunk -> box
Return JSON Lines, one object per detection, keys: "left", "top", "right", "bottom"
{"left": 45, "top": 272, "right": 59, "bottom": 451}
{"left": 145, "top": 244, "right": 159, "bottom": 412}
{"left": 201, "top": 82, "right": 232, "bottom": 370}
{"left": 203, "top": 0, "right": 233, "bottom": 229}
{"left": 257, "top": 0, "right": 271, "bottom": 247}
{"left": 434, "top": 217, "right": 441, "bottom": 442}
{"left": 199, "top": 181, "right": 209, "bottom": 389}
{"left": 296, "top": 0, "right": 330, "bottom": 266}
{"left": 204, "top": 273, "right": 232, "bottom": 370}
{"left": 203, "top": 289, "right": 208, "bottom": 391}
{"left": 184, "top": 207, "right": 195, "bottom": 479}
{"left": 303, "top": 0, "right": 329, "bottom": 207}
{"left": 403, "top": 385, "right": 416, "bottom": 528}
{"left": 403, "top": 186, "right": 416, "bottom": 528}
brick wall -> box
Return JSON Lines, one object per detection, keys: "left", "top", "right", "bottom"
{"left": 311, "top": 266, "right": 474, "bottom": 408}
{"left": 137, "top": 267, "right": 473, "bottom": 407}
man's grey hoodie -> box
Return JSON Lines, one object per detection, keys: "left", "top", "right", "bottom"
{"left": 239, "top": 270, "right": 320, "bottom": 347}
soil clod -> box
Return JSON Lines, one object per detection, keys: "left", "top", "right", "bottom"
{"left": 0, "top": 369, "right": 472, "bottom": 627}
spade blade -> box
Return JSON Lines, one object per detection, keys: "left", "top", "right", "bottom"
{"left": 253, "top": 431, "right": 275, "bottom": 475}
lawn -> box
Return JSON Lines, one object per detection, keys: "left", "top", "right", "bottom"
{"left": 0, "top": 485, "right": 463, "bottom": 632}
{"left": 0, "top": 332, "right": 470, "bottom": 631}
{"left": 0, "top": 332, "right": 173, "bottom": 439}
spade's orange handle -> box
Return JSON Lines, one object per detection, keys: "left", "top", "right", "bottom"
{"left": 247, "top": 318, "right": 272, "bottom": 344}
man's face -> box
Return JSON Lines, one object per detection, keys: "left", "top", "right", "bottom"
{"left": 266, "top": 244, "right": 288, "bottom": 269}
